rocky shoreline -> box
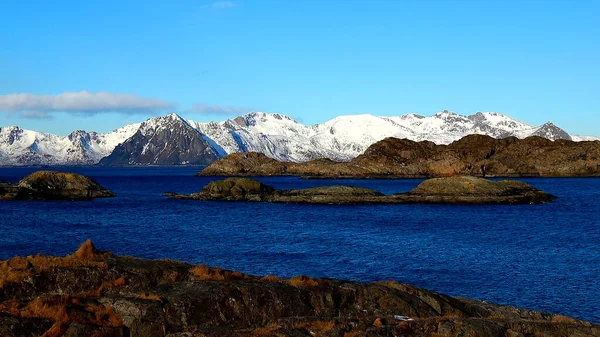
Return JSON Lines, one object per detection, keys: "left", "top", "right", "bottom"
{"left": 166, "top": 176, "right": 557, "bottom": 205}
{"left": 198, "top": 135, "right": 600, "bottom": 178}
{"left": 0, "top": 241, "right": 597, "bottom": 337}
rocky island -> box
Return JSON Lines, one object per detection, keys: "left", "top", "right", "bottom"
{"left": 0, "top": 171, "right": 115, "bottom": 201}
{"left": 0, "top": 241, "right": 597, "bottom": 337}
{"left": 166, "top": 176, "right": 556, "bottom": 204}
{"left": 198, "top": 135, "right": 600, "bottom": 178}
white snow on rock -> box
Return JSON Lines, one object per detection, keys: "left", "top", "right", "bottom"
{"left": 1, "top": 110, "right": 597, "bottom": 166}
{"left": 0, "top": 123, "right": 139, "bottom": 166}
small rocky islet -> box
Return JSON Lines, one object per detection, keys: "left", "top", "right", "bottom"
{"left": 166, "top": 176, "right": 557, "bottom": 205}
{"left": 0, "top": 170, "right": 115, "bottom": 201}
{"left": 0, "top": 241, "right": 598, "bottom": 337}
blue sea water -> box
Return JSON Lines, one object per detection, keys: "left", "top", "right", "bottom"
{"left": 0, "top": 166, "right": 599, "bottom": 323}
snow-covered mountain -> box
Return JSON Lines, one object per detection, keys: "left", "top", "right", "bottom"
{"left": 99, "top": 114, "right": 219, "bottom": 166}
{"left": 0, "top": 110, "right": 597, "bottom": 166}
{"left": 0, "top": 123, "right": 139, "bottom": 166}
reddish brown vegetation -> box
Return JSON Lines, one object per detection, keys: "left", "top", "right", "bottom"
{"left": 294, "top": 320, "right": 336, "bottom": 333}
{"left": 0, "top": 295, "right": 122, "bottom": 337}
{"left": 288, "top": 275, "right": 329, "bottom": 287}
{"left": 0, "top": 241, "right": 123, "bottom": 337}
{"left": 0, "top": 240, "right": 110, "bottom": 289}
{"left": 71, "top": 239, "right": 112, "bottom": 260}
{"left": 138, "top": 292, "right": 163, "bottom": 302}
{"left": 249, "top": 322, "right": 281, "bottom": 336}
{"left": 190, "top": 264, "right": 249, "bottom": 281}
{"left": 260, "top": 274, "right": 284, "bottom": 282}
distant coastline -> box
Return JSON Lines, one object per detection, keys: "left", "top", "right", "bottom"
{"left": 198, "top": 134, "right": 600, "bottom": 179}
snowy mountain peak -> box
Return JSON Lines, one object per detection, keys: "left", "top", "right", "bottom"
{"left": 432, "top": 110, "right": 472, "bottom": 125}
{"left": 532, "top": 122, "right": 572, "bottom": 141}
{"left": 1, "top": 111, "right": 596, "bottom": 166}
{"left": 400, "top": 113, "right": 425, "bottom": 120}
{"left": 1, "top": 126, "right": 21, "bottom": 132}
{"left": 99, "top": 113, "right": 218, "bottom": 166}
{"left": 155, "top": 113, "right": 183, "bottom": 123}
{"left": 433, "top": 110, "right": 459, "bottom": 117}
{"left": 468, "top": 112, "right": 487, "bottom": 121}
{"left": 230, "top": 112, "right": 298, "bottom": 128}
{"left": 166, "top": 112, "right": 184, "bottom": 121}
{"left": 323, "top": 114, "right": 383, "bottom": 126}
{"left": 468, "top": 112, "right": 530, "bottom": 133}
{"left": 139, "top": 113, "right": 192, "bottom": 135}
{"left": 68, "top": 130, "right": 90, "bottom": 142}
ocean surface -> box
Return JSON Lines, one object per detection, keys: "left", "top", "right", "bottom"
{"left": 0, "top": 166, "right": 599, "bottom": 323}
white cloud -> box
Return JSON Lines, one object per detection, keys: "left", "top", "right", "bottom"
{"left": 190, "top": 102, "right": 252, "bottom": 116}
{"left": 0, "top": 91, "right": 174, "bottom": 117}
{"left": 212, "top": 1, "right": 237, "bottom": 9}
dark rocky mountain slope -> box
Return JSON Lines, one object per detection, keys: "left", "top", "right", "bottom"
{"left": 99, "top": 114, "right": 219, "bottom": 166}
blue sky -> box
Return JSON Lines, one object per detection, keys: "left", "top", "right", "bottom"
{"left": 0, "top": 0, "right": 598, "bottom": 136}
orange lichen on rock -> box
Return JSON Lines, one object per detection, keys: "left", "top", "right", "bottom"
{"left": 288, "top": 275, "right": 328, "bottom": 287}
{"left": 190, "top": 264, "right": 249, "bottom": 281}
{"left": 373, "top": 318, "right": 384, "bottom": 327}
{"left": 79, "top": 277, "right": 126, "bottom": 298}
{"left": 138, "top": 292, "right": 163, "bottom": 302}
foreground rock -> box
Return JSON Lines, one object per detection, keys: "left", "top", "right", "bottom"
{"left": 198, "top": 135, "right": 600, "bottom": 178}
{"left": 166, "top": 176, "right": 556, "bottom": 204}
{"left": 0, "top": 241, "right": 596, "bottom": 337}
{"left": 0, "top": 171, "right": 115, "bottom": 200}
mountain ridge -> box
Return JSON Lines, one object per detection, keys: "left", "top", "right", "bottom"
{"left": 1, "top": 110, "right": 597, "bottom": 166}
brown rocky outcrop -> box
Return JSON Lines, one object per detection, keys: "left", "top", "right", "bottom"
{"left": 0, "top": 171, "right": 115, "bottom": 200}
{"left": 166, "top": 176, "right": 556, "bottom": 204}
{"left": 401, "top": 176, "right": 556, "bottom": 204}
{"left": 198, "top": 135, "right": 600, "bottom": 178}
{"left": 195, "top": 177, "right": 276, "bottom": 201}
{"left": 0, "top": 241, "right": 597, "bottom": 337}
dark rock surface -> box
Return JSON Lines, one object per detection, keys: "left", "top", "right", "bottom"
{"left": 0, "top": 171, "right": 115, "bottom": 200}
{"left": 0, "top": 180, "right": 13, "bottom": 200}
{"left": 99, "top": 114, "right": 219, "bottom": 166}
{"left": 198, "top": 135, "right": 600, "bottom": 178}
{"left": 167, "top": 177, "right": 556, "bottom": 204}
{"left": 0, "top": 241, "right": 596, "bottom": 337}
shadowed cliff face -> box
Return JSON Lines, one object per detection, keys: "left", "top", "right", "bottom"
{"left": 99, "top": 114, "right": 219, "bottom": 166}
{"left": 0, "top": 171, "right": 115, "bottom": 200}
{"left": 0, "top": 241, "right": 597, "bottom": 337}
{"left": 198, "top": 135, "right": 600, "bottom": 178}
